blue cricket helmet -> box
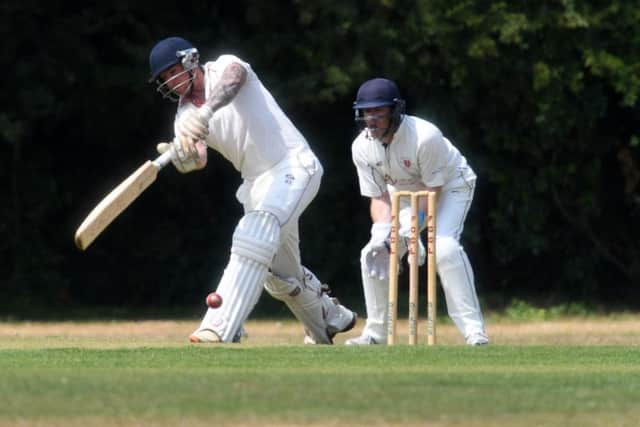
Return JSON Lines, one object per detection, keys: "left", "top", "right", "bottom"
{"left": 148, "top": 36, "right": 196, "bottom": 82}
{"left": 353, "top": 78, "right": 406, "bottom": 136}
{"left": 353, "top": 78, "right": 401, "bottom": 109}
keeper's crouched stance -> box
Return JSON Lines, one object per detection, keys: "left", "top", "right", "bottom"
{"left": 346, "top": 78, "right": 488, "bottom": 346}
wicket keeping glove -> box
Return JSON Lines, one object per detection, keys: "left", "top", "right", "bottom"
{"left": 364, "top": 223, "right": 392, "bottom": 280}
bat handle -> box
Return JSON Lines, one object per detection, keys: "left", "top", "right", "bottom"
{"left": 153, "top": 148, "right": 174, "bottom": 169}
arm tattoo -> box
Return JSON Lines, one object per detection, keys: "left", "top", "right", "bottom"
{"left": 207, "top": 62, "right": 247, "bottom": 111}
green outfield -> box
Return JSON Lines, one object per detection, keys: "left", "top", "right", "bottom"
{"left": 1, "top": 318, "right": 639, "bottom": 427}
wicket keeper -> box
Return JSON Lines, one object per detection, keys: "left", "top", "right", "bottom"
{"left": 346, "top": 78, "right": 488, "bottom": 346}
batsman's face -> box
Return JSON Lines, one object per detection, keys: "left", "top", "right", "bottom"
{"left": 159, "top": 64, "right": 191, "bottom": 96}
{"left": 363, "top": 107, "right": 392, "bottom": 140}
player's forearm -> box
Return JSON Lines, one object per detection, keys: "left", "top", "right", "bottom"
{"left": 207, "top": 62, "right": 247, "bottom": 111}
{"left": 370, "top": 194, "right": 392, "bottom": 223}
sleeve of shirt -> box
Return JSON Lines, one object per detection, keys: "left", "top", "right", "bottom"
{"left": 417, "top": 127, "right": 448, "bottom": 188}
{"left": 351, "top": 138, "right": 387, "bottom": 198}
{"left": 205, "top": 55, "right": 256, "bottom": 98}
{"left": 215, "top": 54, "right": 250, "bottom": 71}
{"left": 207, "top": 55, "right": 255, "bottom": 85}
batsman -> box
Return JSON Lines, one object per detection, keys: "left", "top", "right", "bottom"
{"left": 148, "top": 36, "right": 356, "bottom": 344}
{"left": 346, "top": 78, "right": 489, "bottom": 346}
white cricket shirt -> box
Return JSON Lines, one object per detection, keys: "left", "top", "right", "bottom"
{"left": 177, "top": 55, "right": 309, "bottom": 180}
{"left": 351, "top": 115, "right": 476, "bottom": 197}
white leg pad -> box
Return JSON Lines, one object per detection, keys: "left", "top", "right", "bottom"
{"left": 197, "top": 211, "right": 280, "bottom": 342}
{"left": 357, "top": 239, "right": 410, "bottom": 342}
{"left": 436, "top": 236, "right": 487, "bottom": 341}
{"left": 264, "top": 267, "right": 355, "bottom": 344}
{"left": 359, "top": 246, "right": 389, "bottom": 342}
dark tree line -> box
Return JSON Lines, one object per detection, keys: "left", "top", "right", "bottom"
{"left": 2, "top": 1, "right": 639, "bottom": 317}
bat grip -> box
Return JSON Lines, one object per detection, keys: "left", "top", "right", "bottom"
{"left": 153, "top": 148, "right": 174, "bottom": 169}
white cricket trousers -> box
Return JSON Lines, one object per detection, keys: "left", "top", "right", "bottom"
{"left": 360, "top": 179, "right": 487, "bottom": 343}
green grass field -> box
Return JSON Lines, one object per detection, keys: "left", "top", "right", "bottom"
{"left": 1, "top": 318, "right": 639, "bottom": 427}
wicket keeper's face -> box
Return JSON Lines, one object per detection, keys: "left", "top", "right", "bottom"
{"left": 362, "top": 106, "right": 392, "bottom": 141}
{"left": 159, "top": 64, "right": 192, "bottom": 97}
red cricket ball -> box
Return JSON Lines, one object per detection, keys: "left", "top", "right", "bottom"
{"left": 206, "top": 292, "right": 223, "bottom": 308}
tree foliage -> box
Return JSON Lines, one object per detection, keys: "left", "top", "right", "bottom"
{"left": 1, "top": 1, "right": 639, "bottom": 314}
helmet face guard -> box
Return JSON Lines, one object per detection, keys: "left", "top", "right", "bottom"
{"left": 353, "top": 78, "right": 405, "bottom": 140}
{"left": 154, "top": 48, "right": 199, "bottom": 101}
{"left": 149, "top": 37, "right": 200, "bottom": 102}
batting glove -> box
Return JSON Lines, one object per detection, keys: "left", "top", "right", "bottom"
{"left": 157, "top": 138, "right": 206, "bottom": 174}
{"left": 175, "top": 104, "right": 212, "bottom": 142}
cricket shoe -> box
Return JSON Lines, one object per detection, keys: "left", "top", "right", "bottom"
{"left": 188, "top": 328, "right": 222, "bottom": 343}
{"left": 304, "top": 298, "right": 357, "bottom": 344}
{"left": 344, "top": 334, "right": 379, "bottom": 346}
{"left": 189, "top": 326, "right": 247, "bottom": 343}
{"left": 466, "top": 333, "right": 489, "bottom": 346}
{"left": 327, "top": 298, "right": 358, "bottom": 342}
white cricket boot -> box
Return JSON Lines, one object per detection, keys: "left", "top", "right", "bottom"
{"left": 345, "top": 334, "right": 379, "bottom": 346}
{"left": 466, "top": 333, "right": 489, "bottom": 346}
{"left": 190, "top": 325, "right": 247, "bottom": 344}
{"left": 189, "top": 329, "right": 222, "bottom": 343}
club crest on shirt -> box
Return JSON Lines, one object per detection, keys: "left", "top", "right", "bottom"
{"left": 285, "top": 174, "right": 295, "bottom": 184}
{"left": 402, "top": 159, "right": 412, "bottom": 168}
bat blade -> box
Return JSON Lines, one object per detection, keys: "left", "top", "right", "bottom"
{"left": 74, "top": 150, "right": 173, "bottom": 251}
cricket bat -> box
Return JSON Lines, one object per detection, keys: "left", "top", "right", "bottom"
{"left": 74, "top": 149, "right": 174, "bottom": 250}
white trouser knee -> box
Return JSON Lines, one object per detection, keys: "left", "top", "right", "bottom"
{"left": 436, "top": 236, "right": 486, "bottom": 339}
{"left": 200, "top": 211, "right": 280, "bottom": 342}
{"left": 264, "top": 267, "right": 347, "bottom": 344}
